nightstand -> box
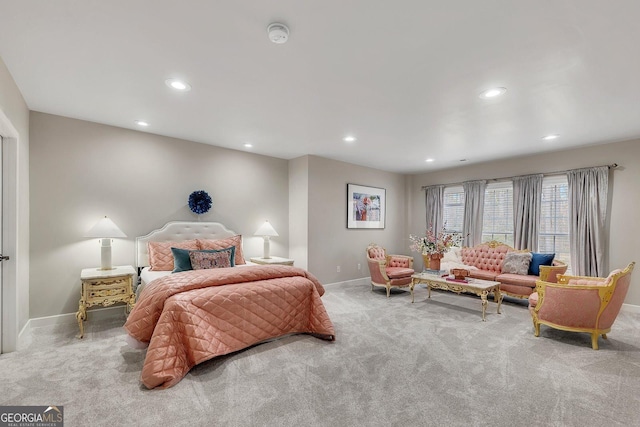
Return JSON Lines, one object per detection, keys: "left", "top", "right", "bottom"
{"left": 76, "top": 265, "right": 136, "bottom": 338}
{"left": 250, "top": 256, "right": 294, "bottom": 266}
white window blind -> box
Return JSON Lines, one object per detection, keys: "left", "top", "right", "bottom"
{"left": 482, "top": 182, "right": 514, "bottom": 245}
{"left": 443, "top": 186, "right": 464, "bottom": 233}
{"left": 539, "top": 175, "right": 571, "bottom": 271}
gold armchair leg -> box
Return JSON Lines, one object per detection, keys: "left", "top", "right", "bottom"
{"left": 386, "top": 285, "right": 391, "bottom": 298}
{"left": 591, "top": 333, "right": 600, "bottom": 350}
{"left": 533, "top": 320, "right": 540, "bottom": 337}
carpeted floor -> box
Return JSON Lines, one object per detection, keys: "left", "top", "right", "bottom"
{"left": 2, "top": 282, "right": 640, "bottom": 427}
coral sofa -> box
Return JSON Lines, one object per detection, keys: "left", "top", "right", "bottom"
{"left": 452, "top": 241, "right": 568, "bottom": 299}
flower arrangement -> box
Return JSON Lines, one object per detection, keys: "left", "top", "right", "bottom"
{"left": 409, "top": 224, "right": 463, "bottom": 255}
{"left": 188, "top": 190, "right": 212, "bottom": 215}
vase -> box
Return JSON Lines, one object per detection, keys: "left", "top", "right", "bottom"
{"left": 423, "top": 253, "right": 443, "bottom": 271}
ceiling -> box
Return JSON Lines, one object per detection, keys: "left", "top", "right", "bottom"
{"left": 1, "top": 1, "right": 639, "bottom": 174}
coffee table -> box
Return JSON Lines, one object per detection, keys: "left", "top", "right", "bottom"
{"left": 411, "top": 272, "right": 502, "bottom": 321}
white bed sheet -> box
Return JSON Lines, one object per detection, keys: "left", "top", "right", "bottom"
{"left": 137, "top": 262, "right": 258, "bottom": 297}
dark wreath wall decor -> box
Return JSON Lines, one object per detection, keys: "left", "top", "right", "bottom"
{"left": 188, "top": 190, "right": 212, "bottom": 215}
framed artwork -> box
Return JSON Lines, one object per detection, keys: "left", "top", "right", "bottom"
{"left": 347, "top": 184, "right": 386, "bottom": 229}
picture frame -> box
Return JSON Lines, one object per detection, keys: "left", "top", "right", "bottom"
{"left": 347, "top": 183, "right": 386, "bottom": 229}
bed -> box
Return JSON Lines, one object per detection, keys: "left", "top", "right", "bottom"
{"left": 125, "top": 221, "right": 336, "bottom": 389}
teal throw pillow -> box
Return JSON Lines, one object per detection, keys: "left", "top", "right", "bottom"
{"left": 171, "top": 246, "right": 236, "bottom": 273}
{"left": 529, "top": 253, "right": 555, "bottom": 276}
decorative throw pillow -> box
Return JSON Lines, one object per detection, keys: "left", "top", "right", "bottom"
{"left": 197, "top": 235, "right": 246, "bottom": 265}
{"left": 501, "top": 252, "right": 533, "bottom": 275}
{"left": 171, "top": 246, "right": 236, "bottom": 273}
{"left": 189, "top": 249, "right": 234, "bottom": 270}
{"left": 442, "top": 247, "right": 462, "bottom": 263}
{"left": 148, "top": 239, "right": 199, "bottom": 271}
{"left": 528, "top": 253, "right": 555, "bottom": 276}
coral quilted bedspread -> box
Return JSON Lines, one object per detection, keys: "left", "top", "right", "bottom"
{"left": 124, "top": 265, "right": 336, "bottom": 389}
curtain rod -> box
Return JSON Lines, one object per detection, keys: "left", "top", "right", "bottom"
{"left": 420, "top": 163, "right": 618, "bottom": 190}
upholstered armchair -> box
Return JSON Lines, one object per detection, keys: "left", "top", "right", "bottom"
{"left": 528, "top": 262, "right": 635, "bottom": 350}
{"left": 366, "top": 243, "right": 415, "bottom": 297}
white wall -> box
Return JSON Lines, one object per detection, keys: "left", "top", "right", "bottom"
{"left": 29, "top": 112, "right": 289, "bottom": 318}
{"left": 408, "top": 139, "right": 640, "bottom": 306}
{"left": 0, "top": 56, "right": 30, "bottom": 351}
{"left": 306, "top": 155, "right": 407, "bottom": 284}
{"left": 289, "top": 156, "right": 309, "bottom": 270}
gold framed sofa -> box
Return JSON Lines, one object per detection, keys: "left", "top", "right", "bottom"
{"left": 456, "top": 241, "right": 568, "bottom": 299}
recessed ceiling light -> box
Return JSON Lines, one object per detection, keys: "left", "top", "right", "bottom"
{"left": 165, "top": 78, "right": 191, "bottom": 92}
{"left": 425, "top": 158, "right": 434, "bottom": 162}
{"left": 244, "top": 143, "right": 253, "bottom": 148}
{"left": 135, "top": 120, "right": 149, "bottom": 127}
{"left": 542, "top": 134, "right": 559, "bottom": 140}
{"left": 343, "top": 135, "right": 357, "bottom": 142}
{"left": 479, "top": 87, "right": 507, "bottom": 99}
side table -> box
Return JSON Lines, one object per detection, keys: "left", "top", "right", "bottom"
{"left": 250, "top": 256, "right": 294, "bottom": 266}
{"left": 76, "top": 265, "right": 136, "bottom": 338}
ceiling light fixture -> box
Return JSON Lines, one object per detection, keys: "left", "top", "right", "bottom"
{"left": 165, "top": 78, "right": 192, "bottom": 92}
{"left": 542, "top": 134, "right": 560, "bottom": 141}
{"left": 343, "top": 136, "right": 357, "bottom": 143}
{"left": 135, "top": 120, "right": 149, "bottom": 127}
{"left": 479, "top": 87, "right": 507, "bottom": 99}
{"left": 425, "top": 158, "right": 434, "bottom": 162}
{"left": 267, "top": 23, "right": 290, "bottom": 44}
{"left": 244, "top": 143, "right": 253, "bottom": 148}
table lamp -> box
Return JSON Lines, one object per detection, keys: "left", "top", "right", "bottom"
{"left": 85, "top": 216, "right": 126, "bottom": 270}
{"left": 254, "top": 220, "right": 278, "bottom": 259}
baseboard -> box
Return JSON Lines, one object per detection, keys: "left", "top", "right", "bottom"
{"left": 17, "top": 306, "right": 128, "bottom": 349}
{"left": 622, "top": 303, "right": 640, "bottom": 314}
{"left": 324, "top": 277, "right": 370, "bottom": 288}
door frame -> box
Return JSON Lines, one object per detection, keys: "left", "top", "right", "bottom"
{"left": 0, "top": 108, "right": 19, "bottom": 353}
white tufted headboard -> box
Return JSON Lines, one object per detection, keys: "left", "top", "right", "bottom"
{"left": 135, "top": 221, "right": 239, "bottom": 268}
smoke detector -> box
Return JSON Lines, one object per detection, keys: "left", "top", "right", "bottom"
{"left": 267, "top": 23, "right": 289, "bottom": 44}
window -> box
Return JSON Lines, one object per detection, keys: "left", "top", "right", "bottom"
{"left": 539, "top": 176, "right": 571, "bottom": 271}
{"left": 482, "top": 182, "right": 514, "bottom": 245}
{"left": 443, "top": 186, "right": 464, "bottom": 232}
{"left": 439, "top": 177, "right": 570, "bottom": 267}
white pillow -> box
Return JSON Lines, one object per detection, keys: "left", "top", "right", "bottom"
{"left": 442, "top": 247, "right": 462, "bottom": 263}
{"left": 441, "top": 260, "right": 478, "bottom": 272}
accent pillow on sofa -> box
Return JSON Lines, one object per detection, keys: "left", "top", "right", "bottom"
{"left": 148, "top": 239, "right": 200, "bottom": 271}
{"left": 501, "top": 252, "right": 533, "bottom": 275}
{"left": 171, "top": 247, "right": 236, "bottom": 273}
{"left": 528, "top": 253, "right": 555, "bottom": 275}
{"left": 189, "top": 249, "right": 234, "bottom": 270}
{"left": 197, "top": 235, "right": 246, "bottom": 265}
{"left": 442, "top": 247, "right": 462, "bottom": 263}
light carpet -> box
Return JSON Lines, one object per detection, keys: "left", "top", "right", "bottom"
{"left": 2, "top": 282, "right": 640, "bottom": 427}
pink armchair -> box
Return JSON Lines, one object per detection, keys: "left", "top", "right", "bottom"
{"left": 528, "top": 262, "right": 635, "bottom": 350}
{"left": 366, "top": 243, "right": 415, "bottom": 297}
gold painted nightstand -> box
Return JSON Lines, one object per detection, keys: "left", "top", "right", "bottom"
{"left": 76, "top": 265, "right": 136, "bottom": 338}
{"left": 250, "top": 256, "right": 294, "bottom": 266}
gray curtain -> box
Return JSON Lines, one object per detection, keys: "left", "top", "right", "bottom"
{"left": 462, "top": 180, "right": 487, "bottom": 246}
{"left": 424, "top": 185, "right": 444, "bottom": 233}
{"left": 513, "top": 174, "right": 543, "bottom": 250}
{"left": 567, "top": 166, "right": 609, "bottom": 276}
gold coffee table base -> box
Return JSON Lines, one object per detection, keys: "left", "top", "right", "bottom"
{"left": 411, "top": 273, "right": 502, "bottom": 321}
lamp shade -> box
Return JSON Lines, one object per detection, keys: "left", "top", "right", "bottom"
{"left": 84, "top": 216, "right": 127, "bottom": 238}
{"left": 254, "top": 220, "right": 278, "bottom": 237}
